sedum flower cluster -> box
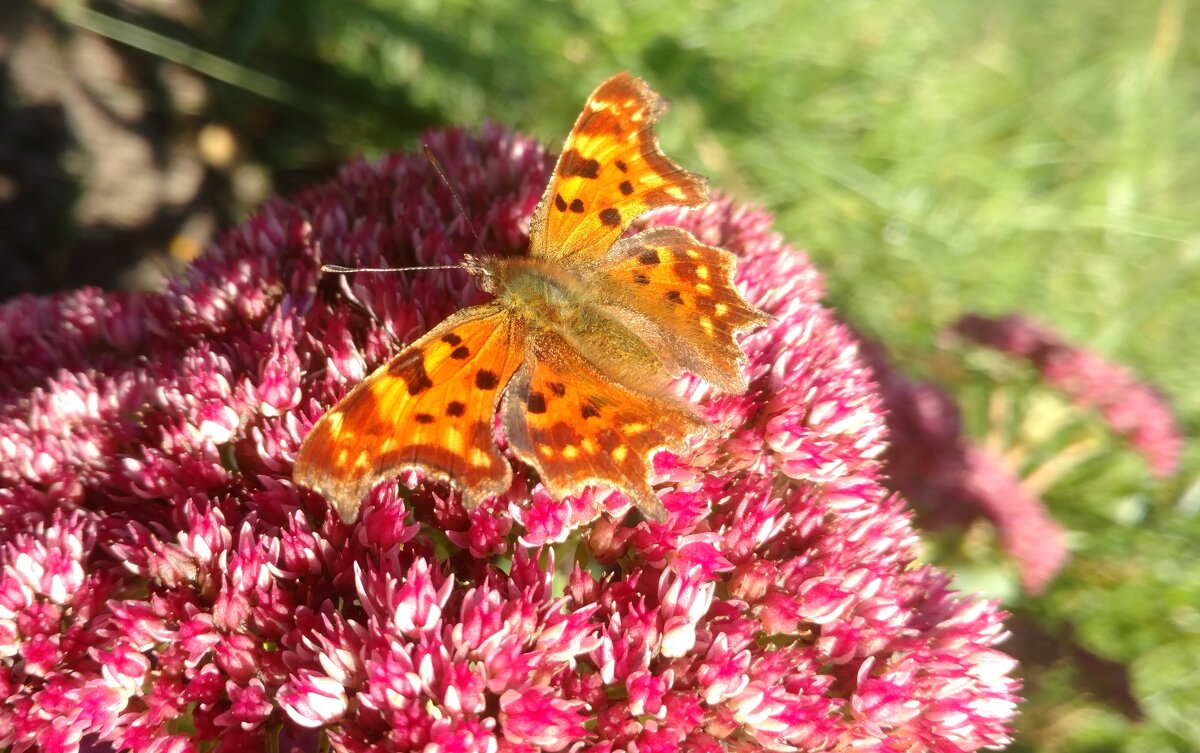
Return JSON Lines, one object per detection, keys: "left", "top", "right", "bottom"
{"left": 0, "top": 127, "right": 1018, "bottom": 752}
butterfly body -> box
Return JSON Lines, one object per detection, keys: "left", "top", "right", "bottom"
{"left": 294, "top": 73, "right": 768, "bottom": 523}
{"left": 474, "top": 254, "right": 671, "bottom": 393}
{"left": 474, "top": 257, "right": 582, "bottom": 333}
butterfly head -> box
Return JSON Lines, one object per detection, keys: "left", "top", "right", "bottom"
{"left": 462, "top": 253, "right": 509, "bottom": 296}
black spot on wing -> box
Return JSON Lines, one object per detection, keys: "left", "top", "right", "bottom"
{"left": 569, "top": 198, "right": 585, "bottom": 213}
{"left": 554, "top": 193, "right": 568, "bottom": 212}
{"left": 442, "top": 333, "right": 462, "bottom": 346}
{"left": 414, "top": 413, "right": 435, "bottom": 424}
{"left": 451, "top": 346, "right": 470, "bottom": 359}
{"left": 665, "top": 290, "right": 684, "bottom": 306}
{"left": 548, "top": 382, "right": 567, "bottom": 397}
{"left": 615, "top": 160, "right": 628, "bottom": 173}
{"left": 559, "top": 149, "right": 601, "bottom": 179}
{"left": 599, "top": 207, "right": 621, "bottom": 227}
{"left": 619, "top": 180, "right": 634, "bottom": 196}
{"left": 549, "top": 421, "right": 581, "bottom": 445}
{"left": 528, "top": 392, "right": 547, "bottom": 414}
{"left": 475, "top": 370, "right": 500, "bottom": 390}
{"left": 446, "top": 401, "right": 466, "bottom": 417}
{"left": 388, "top": 349, "right": 434, "bottom": 395}
{"left": 637, "top": 249, "right": 659, "bottom": 266}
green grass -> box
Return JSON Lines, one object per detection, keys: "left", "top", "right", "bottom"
{"left": 173, "top": 0, "right": 1200, "bottom": 425}
{"left": 69, "top": 0, "right": 1200, "bottom": 748}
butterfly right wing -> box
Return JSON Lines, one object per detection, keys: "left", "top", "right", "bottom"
{"left": 593, "top": 226, "right": 768, "bottom": 394}
{"left": 501, "top": 330, "right": 707, "bottom": 522}
{"left": 294, "top": 304, "right": 526, "bottom": 522}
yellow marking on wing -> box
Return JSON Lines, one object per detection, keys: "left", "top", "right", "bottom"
{"left": 612, "top": 446, "right": 628, "bottom": 462}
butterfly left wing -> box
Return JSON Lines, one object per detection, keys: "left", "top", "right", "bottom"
{"left": 294, "top": 304, "right": 526, "bottom": 522}
{"left": 527, "top": 72, "right": 709, "bottom": 265}
{"left": 501, "top": 331, "right": 707, "bottom": 522}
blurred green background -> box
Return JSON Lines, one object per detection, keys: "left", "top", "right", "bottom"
{"left": 4, "top": 0, "right": 1198, "bottom": 749}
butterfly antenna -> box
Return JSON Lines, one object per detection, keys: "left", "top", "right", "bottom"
{"left": 321, "top": 263, "right": 462, "bottom": 274}
{"left": 320, "top": 146, "right": 485, "bottom": 277}
{"left": 424, "top": 144, "right": 484, "bottom": 250}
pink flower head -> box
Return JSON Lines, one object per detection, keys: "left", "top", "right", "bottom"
{"left": 0, "top": 125, "right": 1018, "bottom": 751}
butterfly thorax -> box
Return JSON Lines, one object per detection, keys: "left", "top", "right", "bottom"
{"left": 471, "top": 254, "right": 672, "bottom": 390}
{"left": 472, "top": 256, "right": 589, "bottom": 331}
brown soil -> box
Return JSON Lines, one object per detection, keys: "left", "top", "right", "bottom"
{"left": 0, "top": 1, "right": 244, "bottom": 300}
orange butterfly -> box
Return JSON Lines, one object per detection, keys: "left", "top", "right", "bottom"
{"left": 293, "top": 72, "right": 767, "bottom": 523}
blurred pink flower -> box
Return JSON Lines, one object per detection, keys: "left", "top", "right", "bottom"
{"left": 954, "top": 314, "right": 1182, "bottom": 478}
{"left": 0, "top": 125, "right": 1018, "bottom": 751}
{"left": 865, "top": 312, "right": 1182, "bottom": 595}
{"left": 862, "top": 341, "right": 1070, "bottom": 595}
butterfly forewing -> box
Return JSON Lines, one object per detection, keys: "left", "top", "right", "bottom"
{"left": 501, "top": 331, "right": 707, "bottom": 522}
{"left": 528, "top": 72, "right": 709, "bottom": 265}
{"left": 595, "top": 226, "right": 769, "bottom": 393}
{"left": 294, "top": 305, "right": 527, "bottom": 521}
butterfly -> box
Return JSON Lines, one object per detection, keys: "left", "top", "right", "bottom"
{"left": 293, "top": 72, "right": 768, "bottom": 523}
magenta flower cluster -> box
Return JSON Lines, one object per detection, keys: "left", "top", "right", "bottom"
{"left": 0, "top": 126, "right": 1018, "bottom": 752}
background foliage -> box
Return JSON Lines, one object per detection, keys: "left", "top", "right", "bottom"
{"left": 8, "top": 0, "right": 1200, "bottom": 749}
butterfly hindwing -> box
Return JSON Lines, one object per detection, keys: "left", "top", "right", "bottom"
{"left": 594, "top": 226, "right": 769, "bottom": 393}
{"left": 501, "top": 331, "right": 707, "bottom": 522}
{"left": 528, "top": 72, "right": 709, "bottom": 265}
{"left": 294, "top": 304, "right": 527, "bottom": 521}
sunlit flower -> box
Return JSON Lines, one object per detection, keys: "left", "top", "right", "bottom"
{"left": 0, "top": 125, "right": 1018, "bottom": 751}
